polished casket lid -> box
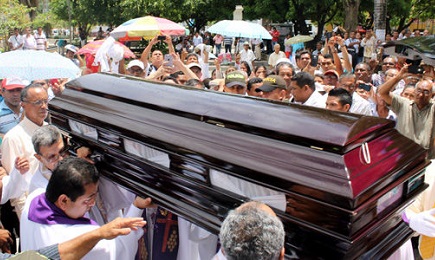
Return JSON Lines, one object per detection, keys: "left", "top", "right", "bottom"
{"left": 54, "top": 73, "right": 425, "bottom": 205}
{"left": 49, "top": 73, "right": 428, "bottom": 258}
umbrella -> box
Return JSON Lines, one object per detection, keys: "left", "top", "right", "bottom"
{"left": 110, "top": 16, "right": 186, "bottom": 41}
{"left": 207, "top": 20, "right": 272, "bottom": 40}
{"left": 285, "top": 35, "right": 314, "bottom": 45}
{"left": 78, "top": 40, "right": 136, "bottom": 58}
{"left": 0, "top": 50, "right": 81, "bottom": 81}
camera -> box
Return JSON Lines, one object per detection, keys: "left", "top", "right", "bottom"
{"left": 408, "top": 65, "right": 424, "bottom": 74}
{"left": 157, "top": 35, "right": 166, "bottom": 41}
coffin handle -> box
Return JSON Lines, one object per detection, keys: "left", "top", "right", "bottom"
{"left": 360, "top": 142, "right": 371, "bottom": 165}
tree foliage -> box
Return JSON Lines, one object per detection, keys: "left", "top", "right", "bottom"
{"left": 0, "top": 0, "right": 32, "bottom": 50}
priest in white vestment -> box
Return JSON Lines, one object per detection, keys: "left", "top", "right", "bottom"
{"left": 21, "top": 157, "right": 150, "bottom": 260}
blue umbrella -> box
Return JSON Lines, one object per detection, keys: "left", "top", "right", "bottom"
{"left": 0, "top": 50, "right": 81, "bottom": 80}
{"left": 207, "top": 20, "right": 272, "bottom": 40}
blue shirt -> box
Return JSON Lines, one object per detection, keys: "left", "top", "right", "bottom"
{"left": 0, "top": 100, "right": 21, "bottom": 135}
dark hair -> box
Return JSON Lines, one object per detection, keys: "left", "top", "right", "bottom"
{"left": 46, "top": 157, "right": 99, "bottom": 203}
{"left": 329, "top": 88, "right": 352, "bottom": 107}
{"left": 162, "top": 76, "right": 179, "bottom": 84}
{"left": 170, "top": 71, "right": 185, "bottom": 77}
{"left": 240, "top": 61, "right": 251, "bottom": 76}
{"left": 184, "top": 78, "right": 204, "bottom": 88}
{"left": 202, "top": 78, "right": 212, "bottom": 89}
{"left": 322, "top": 54, "right": 333, "bottom": 60}
{"left": 247, "top": 77, "right": 263, "bottom": 91}
{"left": 254, "top": 65, "right": 268, "bottom": 76}
{"left": 291, "top": 72, "right": 315, "bottom": 91}
{"left": 298, "top": 49, "right": 312, "bottom": 59}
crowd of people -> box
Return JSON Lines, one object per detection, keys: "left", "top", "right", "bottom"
{"left": 0, "top": 23, "right": 434, "bottom": 260}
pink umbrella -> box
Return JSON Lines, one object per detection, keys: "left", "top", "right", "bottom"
{"left": 77, "top": 40, "right": 136, "bottom": 59}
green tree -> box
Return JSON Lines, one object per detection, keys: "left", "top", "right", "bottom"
{"left": 0, "top": 0, "right": 32, "bottom": 51}
{"left": 50, "top": 0, "right": 105, "bottom": 35}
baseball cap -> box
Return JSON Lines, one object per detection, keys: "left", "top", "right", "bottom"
{"left": 65, "top": 44, "right": 78, "bottom": 53}
{"left": 255, "top": 75, "right": 286, "bottom": 92}
{"left": 243, "top": 41, "right": 250, "bottom": 45}
{"left": 324, "top": 70, "right": 339, "bottom": 78}
{"left": 127, "top": 60, "right": 145, "bottom": 70}
{"left": 225, "top": 71, "right": 246, "bottom": 87}
{"left": 2, "top": 77, "right": 26, "bottom": 90}
{"left": 187, "top": 63, "right": 202, "bottom": 70}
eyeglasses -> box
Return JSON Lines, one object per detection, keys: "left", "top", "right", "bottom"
{"left": 324, "top": 75, "right": 337, "bottom": 79}
{"left": 23, "top": 99, "right": 49, "bottom": 106}
{"left": 415, "top": 88, "right": 431, "bottom": 95}
{"left": 39, "top": 146, "right": 69, "bottom": 163}
{"left": 321, "top": 62, "right": 332, "bottom": 66}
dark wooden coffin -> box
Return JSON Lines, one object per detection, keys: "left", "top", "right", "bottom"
{"left": 48, "top": 73, "right": 429, "bottom": 259}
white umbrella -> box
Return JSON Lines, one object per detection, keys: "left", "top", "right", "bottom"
{"left": 285, "top": 35, "right": 314, "bottom": 45}
{"left": 207, "top": 20, "right": 272, "bottom": 40}
{"left": 0, "top": 50, "right": 81, "bottom": 81}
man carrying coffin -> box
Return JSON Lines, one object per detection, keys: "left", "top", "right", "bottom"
{"left": 20, "top": 157, "right": 152, "bottom": 259}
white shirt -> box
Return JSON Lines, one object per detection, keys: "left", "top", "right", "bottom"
{"left": 192, "top": 35, "right": 203, "bottom": 46}
{"left": 239, "top": 49, "right": 256, "bottom": 69}
{"left": 268, "top": 51, "right": 286, "bottom": 67}
{"left": 23, "top": 34, "right": 37, "bottom": 50}
{"left": 8, "top": 34, "right": 24, "bottom": 50}
{"left": 350, "top": 92, "right": 373, "bottom": 116}
{"left": 21, "top": 189, "right": 144, "bottom": 260}
{"left": 1, "top": 116, "right": 47, "bottom": 217}
{"left": 28, "top": 163, "right": 52, "bottom": 194}
{"left": 303, "top": 90, "right": 327, "bottom": 108}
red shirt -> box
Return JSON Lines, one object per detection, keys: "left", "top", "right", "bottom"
{"left": 271, "top": 30, "right": 280, "bottom": 42}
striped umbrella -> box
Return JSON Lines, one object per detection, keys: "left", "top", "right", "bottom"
{"left": 77, "top": 40, "right": 136, "bottom": 58}
{"left": 110, "top": 16, "right": 186, "bottom": 41}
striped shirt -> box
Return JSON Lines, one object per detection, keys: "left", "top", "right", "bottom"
{"left": 34, "top": 32, "right": 47, "bottom": 51}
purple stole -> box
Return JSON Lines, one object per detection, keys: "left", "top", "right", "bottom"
{"left": 28, "top": 193, "right": 98, "bottom": 225}
{"left": 136, "top": 207, "right": 179, "bottom": 260}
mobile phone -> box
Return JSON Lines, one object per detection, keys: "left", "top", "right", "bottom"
{"left": 358, "top": 83, "right": 371, "bottom": 92}
{"left": 164, "top": 54, "right": 173, "bottom": 66}
{"left": 408, "top": 65, "right": 424, "bottom": 74}
{"left": 157, "top": 35, "right": 166, "bottom": 41}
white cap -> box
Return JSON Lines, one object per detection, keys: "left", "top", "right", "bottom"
{"left": 187, "top": 63, "right": 201, "bottom": 70}
{"left": 65, "top": 44, "right": 78, "bottom": 53}
{"left": 127, "top": 60, "right": 145, "bottom": 70}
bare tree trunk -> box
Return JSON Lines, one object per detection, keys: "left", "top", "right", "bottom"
{"left": 19, "top": 0, "right": 38, "bottom": 21}
{"left": 374, "top": 0, "right": 387, "bottom": 40}
{"left": 343, "top": 0, "right": 360, "bottom": 32}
